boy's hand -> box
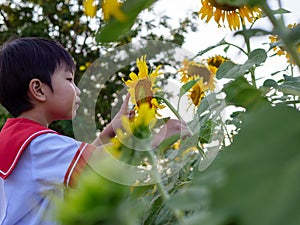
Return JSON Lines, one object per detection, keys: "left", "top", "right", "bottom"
{"left": 112, "top": 93, "right": 134, "bottom": 124}
{"left": 95, "top": 93, "right": 133, "bottom": 145}
{"left": 151, "top": 119, "right": 191, "bottom": 148}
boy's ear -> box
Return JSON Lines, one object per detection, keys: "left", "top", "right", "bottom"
{"left": 28, "top": 78, "right": 47, "bottom": 102}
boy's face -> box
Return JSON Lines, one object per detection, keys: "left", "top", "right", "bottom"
{"left": 45, "top": 64, "right": 81, "bottom": 121}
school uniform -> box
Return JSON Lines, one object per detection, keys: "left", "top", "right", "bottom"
{"left": 0, "top": 118, "right": 95, "bottom": 225}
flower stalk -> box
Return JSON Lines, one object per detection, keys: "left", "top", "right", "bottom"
{"left": 155, "top": 95, "right": 194, "bottom": 138}
{"left": 147, "top": 150, "right": 184, "bottom": 222}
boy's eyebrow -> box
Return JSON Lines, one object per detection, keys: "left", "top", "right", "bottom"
{"left": 59, "top": 60, "right": 75, "bottom": 74}
{"left": 64, "top": 67, "right": 75, "bottom": 76}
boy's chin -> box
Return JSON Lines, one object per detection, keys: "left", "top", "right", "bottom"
{"left": 71, "top": 109, "right": 79, "bottom": 119}
{"left": 71, "top": 112, "right": 77, "bottom": 119}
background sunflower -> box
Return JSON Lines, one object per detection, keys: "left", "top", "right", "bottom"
{"left": 198, "top": 0, "right": 262, "bottom": 30}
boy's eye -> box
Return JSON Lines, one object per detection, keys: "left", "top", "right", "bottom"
{"left": 67, "top": 78, "right": 73, "bottom": 82}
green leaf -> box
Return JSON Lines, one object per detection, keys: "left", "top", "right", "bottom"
{"left": 263, "top": 79, "right": 278, "bottom": 88}
{"left": 222, "top": 76, "right": 268, "bottom": 109}
{"left": 188, "top": 93, "right": 224, "bottom": 136}
{"left": 177, "top": 212, "right": 227, "bottom": 225}
{"left": 155, "top": 117, "right": 171, "bottom": 128}
{"left": 157, "top": 133, "right": 181, "bottom": 152}
{"left": 216, "top": 61, "right": 238, "bottom": 79}
{"left": 198, "top": 145, "right": 221, "bottom": 172}
{"left": 278, "top": 84, "right": 300, "bottom": 96}
{"left": 235, "top": 29, "right": 271, "bottom": 40}
{"left": 166, "top": 187, "right": 209, "bottom": 210}
{"left": 199, "top": 119, "right": 215, "bottom": 144}
{"left": 216, "top": 49, "right": 267, "bottom": 79}
{"left": 278, "top": 85, "right": 300, "bottom": 96}
{"left": 195, "top": 39, "right": 227, "bottom": 57}
{"left": 96, "top": 0, "right": 156, "bottom": 43}
{"left": 283, "top": 74, "right": 300, "bottom": 82}
{"left": 178, "top": 79, "right": 198, "bottom": 98}
{"left": 193, "top": 104, "right": 300, "bottom": 225}
{"left": 271, "top": 8, "right": 291, "bottom": 15}
{"left": 278, "top": 75, "right": 300, "bottom": 96}
{"left": 247, "top": 48, "right": 267, "bottom": 66}
{"left": 168, "top": 133, "right": 204, "bottom": 160}
{"left": 196, "top": 93, "right": 222, "bottom": 116}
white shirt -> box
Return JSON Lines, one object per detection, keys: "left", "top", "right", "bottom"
{"left": 0, "top": 133, "right": 93, "bottom": 225}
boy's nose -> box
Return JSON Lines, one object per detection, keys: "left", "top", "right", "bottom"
{"left": 75, "top": 85, "right": 81, "bottom": 96}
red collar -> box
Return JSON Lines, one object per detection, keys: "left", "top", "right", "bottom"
{"left": 0, "top": 118, "right": 57, "bottom": 179}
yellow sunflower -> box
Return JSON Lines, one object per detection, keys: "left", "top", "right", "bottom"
{"left": 198, "top": 0, "right": 262, "bottom": 30}
{"left": 83, "top": 0, "right": 97, "bottom": 18}
{"left": 107, "top": 136, "right": 123, "bottom": 158}
{"left": 269, "top": 23, "right": 300, "bottom": 64}
{"left": 108, "top": 103, "right": 157, "bottom": 158}
{"left": 178, "top": 59, "right": 215, "bottom": 91}
{"left": 123, "top": 55, "right": 164, "bottom": 113}
{"left": 188, "top": 77, "right": 206, "bottom": 107}
{"left": 102, "top": 0, "right": 127, "bottom": 22}
{"left": 206, "top": 55, "right": 228, "bottom": 74}
{"left": 133, "top": 102, "right": 157, "bottom": 130}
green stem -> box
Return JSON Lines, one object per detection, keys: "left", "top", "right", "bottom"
{"left": 155, "top": 95, "right": 193, "bottom": 135}
{"left": 177, "top": 95, "right": 181, "bottom": 112}
{"left": 221, "top": 119, "right": 233, "bottom": 145}
{"left": 225, "top": 42, "right": 248, "bottom": 55}
{"left": 241, "top": 21, "right": 257, "bottom": 88}
{"left": 155, "top": 95, "right": 183, "bottom": 121}
{"left": 249, "top": 68, "right": 257, "bottom": 88}
{"left": 192, "top": 40, "right": 248, "bottom": 60}
{"left": 148, "top": 152, "right": 169, "bottom": 200}
{"left": 147, "top": 151, "right": 184, "bottom": 221}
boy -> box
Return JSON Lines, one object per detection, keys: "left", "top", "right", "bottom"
{"left": 0, "top": 37, "right": 187, "bottom": 225}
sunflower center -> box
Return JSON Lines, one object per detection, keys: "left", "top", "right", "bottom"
{"left": 135, "top": 78, "right": 153, "bottom": 107}
{"left": 208, "top": 0, "right": 240, "bottom": 11}
{"left": 190, "top": 84, "right": 204, "bottom": 106}
{"left": 188, "top": 65, "right": 212, "bottom": 83}
{"left": 207, "top": 56, "right": 226, "bottom": 68}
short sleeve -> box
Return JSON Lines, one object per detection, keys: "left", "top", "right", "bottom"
{"left": 28, "top": 133, "right": 95, "bottom": 189}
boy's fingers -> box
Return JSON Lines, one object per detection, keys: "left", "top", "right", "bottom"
{"left": 118, "top": 93, "right": 130, "bottom": 114}
{"left": 124, "top": 93, "right": 130, "bottom": 105}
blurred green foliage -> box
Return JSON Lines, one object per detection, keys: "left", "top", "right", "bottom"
{"left": 178, "top": 104, "right": 300, "bottom": 225}
{"left": 57, "top": 168, "right": 144, "bottom": 225}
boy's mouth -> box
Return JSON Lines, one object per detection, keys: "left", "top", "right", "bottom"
{"left": 74, "top": 100, "right": 81, "bottom": 109}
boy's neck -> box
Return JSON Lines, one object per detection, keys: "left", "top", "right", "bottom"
{"left": 18, "top": 110, "right": 50, "bottom": 127}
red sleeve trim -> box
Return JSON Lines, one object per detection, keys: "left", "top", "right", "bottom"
{"left": 64, "top": 143, "right": 95, "bottom": 188}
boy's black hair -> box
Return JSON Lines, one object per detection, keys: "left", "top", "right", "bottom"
{"left": 0, "top": 37, "right": 75, "bottom": 117}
